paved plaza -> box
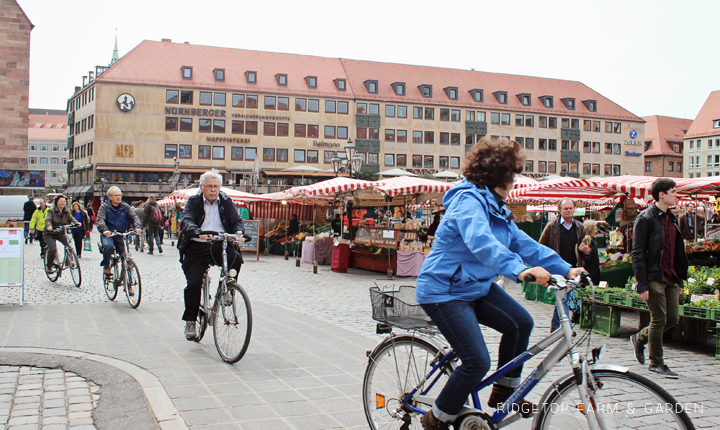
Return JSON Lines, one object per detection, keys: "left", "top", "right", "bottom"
{"left": 0, "top": 231, "right": 719, "bottom": 429}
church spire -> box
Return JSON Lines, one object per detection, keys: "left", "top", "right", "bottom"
{"left": 110, "top": 29, "right": 119, "bottom": 65}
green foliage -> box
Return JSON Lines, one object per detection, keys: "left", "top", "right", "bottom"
{"left": 683, "top": 266, "right": 720, "bottom": 294}
{"left": 358, "top": 167, "right": 379, "bottom": 181}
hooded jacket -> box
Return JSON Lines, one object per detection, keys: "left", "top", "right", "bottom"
{"left": 416, "top": 179, "right": 571, "bottom": 304}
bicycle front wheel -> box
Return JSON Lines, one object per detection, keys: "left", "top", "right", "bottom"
{"left": 534, "top": 368, "right": 695, "bottom": 430}
{"left": 212, "top": 281, "right": 252, "bottom": 364}
{"left": 124, "top": 259, "right": 142, "bottom": 308}
{"left": 363, "top": 335, "right": 453, "bottom": 430}
{"left": 44, "top": 251, "right": 59, "bottom": 282}
{"left": 68, "top": 249, "right": 81, "bottom": 288}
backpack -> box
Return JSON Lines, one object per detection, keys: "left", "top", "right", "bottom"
{"left": 152, "top": 206, "right": 163, "bottom": 223}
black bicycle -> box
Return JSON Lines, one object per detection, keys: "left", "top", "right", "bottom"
{"left": 44, "top": 225, "right": 82, "bottom": 288}
{"left": 101, "top": 231, "right": 142, "bottom": 308}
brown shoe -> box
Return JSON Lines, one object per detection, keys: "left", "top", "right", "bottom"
{"left": 103, "top": 266, "right": 111, "bottom": 275}
{"left": 421, "top": 410, "right": 449, "bottom": 430}
{"left": 487, "top": 384, "right": 535, "bottom": 418}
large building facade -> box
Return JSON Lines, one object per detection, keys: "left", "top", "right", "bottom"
{"left": 28, "top": 109, "right": 69, "bottom": 189}
{"left": 66, "top": 39, "right": 645, "bottom": 201}
{"left": 642, "top": 115, "right": 690, "bottom": 178}
{"left": 0, "top": 0, "right": 33, "bottom": 194}
{"left": 684, "top": 90, "right": 720, "bottom": 178}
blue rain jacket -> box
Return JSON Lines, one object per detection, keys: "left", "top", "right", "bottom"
{"left": 416, "top": 179, "right": 571, "bottom": 304}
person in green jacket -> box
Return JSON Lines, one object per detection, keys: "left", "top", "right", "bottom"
{"left": 29, "top": 199, "right": 49, "bottom": 257}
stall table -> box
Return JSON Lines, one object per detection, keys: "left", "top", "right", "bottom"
{"left": 396, "top": 251, "right": 425, "bottom": 277}
{"left": 300, "top": 239, "right": 333, "bottom": 265}
{"left": 599, "top": 262, "right": 634, "bottom": 289}
{"left": 331, "top": 243, "right": 352, "bottom": 273}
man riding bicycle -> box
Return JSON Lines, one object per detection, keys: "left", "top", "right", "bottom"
{"left": 44, "top": 194, "right": 81, "bottom": 273}
{"left": 178, "top": 170, "right": 245, "bottom": 341}
{"left": 96, "top": 186, "right": 141, "bottom": 293}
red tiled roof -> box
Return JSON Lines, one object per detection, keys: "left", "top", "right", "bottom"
{"left": 685, "top": 90, "right": 720, "bottom": 139}
{"left": 642, "top": 115, "right": 692, "bottom": 156}
{"left": 28, "top": 113, "right": 67, "bottom": 141}
{"left": 98, "top": 40, "right": 642, "bottom": 122}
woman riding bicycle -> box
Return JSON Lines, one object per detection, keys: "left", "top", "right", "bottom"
{"left": 416, "top": 137, "right": 584, "bottom": 430}
{"left": 44, "top": 195, "right": 80, "bottom": 273}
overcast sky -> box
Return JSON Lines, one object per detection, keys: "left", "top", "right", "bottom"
{"left": 20, "top": 0, "right": 719, "bottom": 120}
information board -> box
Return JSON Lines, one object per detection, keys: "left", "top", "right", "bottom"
{"left": 0, "top": 228, "right": 24, "bottom": 305}
{"left": 238, "top": 220, "right": 259, "bottom": 261}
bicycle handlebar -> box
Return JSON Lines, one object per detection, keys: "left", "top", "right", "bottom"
{"left": 47, "top": 224, "right": 80, "bottom": 233}
{"left": 107, "top": 231, "right": 135, "bottom": 237}
{"left": 524, "top": 271, "right": 592, "bottom": 289}
{"left": 197, "top": 230, "right": 252, "bottom": 243}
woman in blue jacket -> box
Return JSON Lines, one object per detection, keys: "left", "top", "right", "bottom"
{"left": 417, "top": 138, "right": 584, "bottom": 430}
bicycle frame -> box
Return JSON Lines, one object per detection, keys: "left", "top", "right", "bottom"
{"left": 404, "top": 277, "right": 605, "bottom": 429}
{"left": 200, "top": 233, "right": 239, "bottom": 327}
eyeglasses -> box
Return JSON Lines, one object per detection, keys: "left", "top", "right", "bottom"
{"left": 203, "top": 185, "right": 221, "bottom": 190}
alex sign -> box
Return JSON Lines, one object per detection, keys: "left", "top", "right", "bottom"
{"left": 116, "top": 144, "right": 134, "bottom": 157}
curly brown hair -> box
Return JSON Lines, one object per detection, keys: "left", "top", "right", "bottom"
{"left": 463, "top": 137, "right": 526, "bottom": 189}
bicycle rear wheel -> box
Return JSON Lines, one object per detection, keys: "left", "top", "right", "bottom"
{"left": 124, "top": 259, "right": 142, "bottom": 308}
{"left": 44, "top": 251, "right": 60, "bottom": 282}
{"left": 534, "top": 368, "right": 695, "bottom": 429}
{"left": 68, "top": 249, "right": 82, "bottom": 288}
{"left": 104, "top": 259, "right": 119, "bottom": 301}
{"left": 212, "top": 281, "right": 252, "bottom": 363}
{"left": 363, "top": 335, "right": 454, "bottom": 430}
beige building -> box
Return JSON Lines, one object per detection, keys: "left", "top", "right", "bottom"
{"left": 684, "top": 90, "right": 720, "bottom": 178}
{"left": 642, "top": 115, "right": 690, "bottom": 178}
{"left": 66, "top": 39, "right": 645, "bottom": 204}
{"left": 28, "top": 109, "right": 69, "bottom": 189}
{"left": 0, "top": 0, "right": 33, "bottom": 194}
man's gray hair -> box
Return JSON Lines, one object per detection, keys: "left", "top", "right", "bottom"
{"left": 147, "top": 194, "right": 156, "bottom": 203}
{"left": 107, "top": 186, "right": 122, "bottom": 197}
{"left": 199, "top": 169, "right": 223, "bottom": 187}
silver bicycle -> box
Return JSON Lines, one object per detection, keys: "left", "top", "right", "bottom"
{"left": 44, "top": 225, "right": 82, "bottom": 288}
{"left": 102, "top": 231, "right": 142, "bottom": 308}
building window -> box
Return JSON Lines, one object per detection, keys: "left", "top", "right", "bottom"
{"left": 179, "top": 145, "right": 192, "bottom": 158}
{"left": 424, "top": 155, "right": 434, "bottom": 168}
{"left": 232, "top": 94, "right": 244, "bottom": 107}
{"left": 166, "top": 90, "right": 179, "bottom": 104}
{"left": 198, "top": 145, "right": 211, "bottom": 159}
{"left": 397, "top": 154, "right": 407, "bottom": 167}
{"left": 308, "top": 124, "right": 319, "bottom": 138}
{"left": 364, "top": 79, "right": 378, "bottom": 94}
{"left": 385, "top": 129, "right": 396, "bottom": 142}
{"left": 493, "top": 91, "right": 508, "bottom": 104}
{"left": 334, "top": 78, "right": 346, "bottom": 91}
{"left": 413, "top": 106, "right": 423, "bottom": 119}
{"left": 561, "top": 98, "right": 575, "bottom": 110}
{"left": 540, "top": 95, "right": 553, "bottom": 108}
{"left": 440, "top": 109, "right": 449, "bottom": 121}
{"left": 424, "top": 107, "right": 434, "bottom": 120}
{"left": 260, "top": 148, "right": 274, "bottom": 161}
{"left": 583, "top": 99, "right": 597, "bottom": 112}
{"left": 413, "top": 131, "right": 422, "bottom": 143}
{"left": 200, "top": 92, "right": 212, "bottom": 105}
{"left": 324, "top": 126, "right": 335, "bottom": 139}
{"left": 325, "top": 100, "right": 336, "bottom": 113}
{"left": 357, "top": 102, "right": 367, "bottom": 114}
{"left": 181, "top": 66, "right": 192, "bottom": 80}
{"left": 539, "top": 139, "right": 547, "bottom": 150}
{"left": 264, "top": 122, "right": 276, "bottom": 136}
{"left": 245, "top": 71, "right": 257, "bottom": 84}
{"left": 337, "top": 101, "right": 348, "bottom": 114}
{"left": 277, "top": 97, "right": 289, "bottom": 111}
{"left": 450, "top": 110, "right": 461, "bottom": 122}
{"left": 613, "top": 165, "right": 621, "bottom": 176}
{"left": 549, "top": 139, "right": 557, "bottom": 150}
{"left": 214, "top": 68, "right": 225, "bottom": 81}
{"left": 439, "top": 156, "right": 449, "bottom": 169}
{"left": 277, "top": 123, "right": 289, "bottom": 137}
{"left": 605, "top": 142, "right": 613, "bottom": 154}
{"left": 199, "top": 119, "right": 211, "bottom": 133}
{"left": 246, "top": 148, "right": 257, "bottom": 160}
{"left": 548, "top": 161, "right": 556, "bottom": 173}
{"left": 276, "top": 73, "right": 287, "bottom": 86}
{"left": 386, "top": 105, "right": 396, "bottom": 117}
{"left": 165, "top": 117, "right": 178, "bottom": 131}
{"left": 450, "top": 157, "right": 460, "bottom": 169}
{"left": 29, "top": 157, "right": 36, "bottom": 164}
{"left": 525, "top": 161, "right": 534, "bottom": 172}
{"left": 397, "top": 105, "right": 407, "bottom": 118}
{"left": 517, "top": 93, "right": 531, "bottom": 106}
{"left": 212, "top": 119, "right": 225, "bottom": 133}
{"left": 230, "top": 146, "right": 243, "bottom": 160}
{"left": 525, "top": 137, "right": 534, "bottom": 150}
{"left": 246, "top": 121, "right": 258, "bottom": 135}
{"left": 525, "top": 116, "right": 534, "bottom": 127}
{"left": 614, "top": 143, "right": 621, "bottom": 154}
{"left": 212, "top": 146, "right": 225, "bottom": 159}
{"left": 469, "top": 89, "right": 483, "bottom": 103}
{"left": 668, "top": 161, "right": 674, "bottom": 172}
{"left": 547, "top": 117, "right": 557, "bottom": 129}
{"left": 305, "top": 150, "right": 318, "bottom": 163}
{"left": 231, "top": 120, "right": 244, "bottom": 134}
{"left": 424, "top": 131, "right": 434, "bottom": 144}
{"left": 418, "top": 85, "right": 432, "bottom": 98}
{"left": 444, "top": 86, "right": 458, "bottom": 100}
{"left": 384, "top": 154, "right": 394, "bottom": 166}
{"left": 501, "top": 113, "right": 510, "bottom": 125}
{"left": 277, "top": 148, "right": 288, "bottom": 161}
{"left": 308, "top": 99, "right": 319, "bottom": 112}
{"left": 369, "top": 104, "right": 380, "bottom": 115}
{"left": 294, "top": 149, "right": 305, "bottom": 162}
{"left": 337, "top": 126, "right": 348, "bottom": 139}
{"left": 392, "top": 82, "right": 405, "bottom": 96}
{"left": 397, "top": 130, "right": 407, "bottom": 142}
{"left": 264, "top": 96, "right": 276, "bottom": 110}
{"left": 440, "top": 132, "right": 449, "bottom": 145}
{"left": 295, "top": 98, "right": 306, "bottom": 111}
{"left": 583, "top": 141, "right": 591, "bottom": 153}
{"left": 516, "top": 114, "right": 524, "bottom": 126}
{"left": 613, "top": 122, "right": 621, "bottom": 133}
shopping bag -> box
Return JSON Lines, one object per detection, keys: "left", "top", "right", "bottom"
{"left": 608, "top": 229, "right": 624, "bottom": 247}
{"left": 83, "top": 238, "right": 92, "bottom": 252}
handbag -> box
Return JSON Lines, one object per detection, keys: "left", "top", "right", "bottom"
{"left": 83, "top": 237, "right": 92, "bottom": 252}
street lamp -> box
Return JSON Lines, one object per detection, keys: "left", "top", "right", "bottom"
{"left": 352, "top": 156, "right": 363, "bottom": 176}
{"left": 168, "top": 157, "right": 180, "bottom": 191}
{"left": 344, "top": 139, "right": 365, "bottom": 178}
{"left": 330, "top": 157, "right": 342, "bottom": 177}
{"left": 344, "top": 139, "right": 356, "bottom": 163}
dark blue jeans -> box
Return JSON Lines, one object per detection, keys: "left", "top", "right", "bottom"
{"left": 100, "top": 235, "right": 125, "bottom": 267}
{"left": 420, "top": 283, "right": 534, "bottom": 422}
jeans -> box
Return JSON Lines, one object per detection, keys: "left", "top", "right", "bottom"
{"left": 24, "top": 222, "right": 33, "bottom": 243}
{"left": 45, "top": 234, "right": 69, "bottom": 268}
{"left": 72, "top": 231, "right": 85, "bottom": 257}
{"left": 636, "top": 281, "right": 679, "bottom": 366}
{"left": 100, "top": 235, "right": 126, "bottom": 267}
{"left": 147, "top": 226, "right": 162, "bottom": 252}
{"left": 420, "top": 283, "right": 534, "bottom": 422}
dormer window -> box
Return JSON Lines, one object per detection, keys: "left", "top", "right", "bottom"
{"left": 364, "top": 80, "right": 378, "bottom": 94}
{"left": 493, "top": 91, "right": 508, "bottom": 104}
{"left": 304, "top": 76, "right": 318, "bottom": 89}
{"left": 276, "top": 73, "right": 287, "bottom": 86}
{"left": 444, "top": 86, "right": 458, "bottom": 100}
{"left": 214, "top": 68, "right": 225, "bottom": 81}
{"left": 538, "top": 95, "right": 553, "bottom": 108}
{"left": 582, "top": 100, "right": 597, "bottom": 112}
{"left": 245, "top": 71, "right": 257, "bottom": 84}
{"left": 469, "top": 89, "right": 483, "bottom": 103}
{"left": 181, "top": 66, "right": 193, "bottom": 80}
{"left": 517, "top": 93, "right": 531, "bottom": 106}
{"left": 334, "top": 78, "right": 346, "bottom": 91}
{"left": 418, "top": 84, "right": 432, "bottom": 98}
{"left": 561, "top": 97, "right": 575, "bottom": 110}
{"left": 714, "top": 119, "right": 720, "bottom": 129}
{"left": 391, "top": 82, "right": 405, "bottom": 96}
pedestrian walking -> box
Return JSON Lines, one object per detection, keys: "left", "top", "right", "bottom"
{"left": 143, "top": 195, "right": 164, "bottom": 255}
{"left": 23, "top": 195, "right": 36, "bottom": 244}
{"left": 70, "top": 202, "right": 91, "bottom": 258}
{"left": 134, "top": 201, "right": 146, "bottom": 252}
{"left": 29, "top": 199, "right": 49, "bottom": 257}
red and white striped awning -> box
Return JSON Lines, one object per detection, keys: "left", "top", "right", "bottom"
{"left": 373, "top": 177, "right": 455, "bottom": 197}
{"left": 157, "top": 197, "right": 175, "bottom": 207}
{"left": 594, "top": 176, "right": 720, "bottom": 200}
{"left": 513, "top": 175, "right": 540, "bottom": 189}
{"left": 246, "top": 201, "right": 315, "bottom": 221}
{"left": 507, "top": 177, "right": 613, "bottom": 202}
{"left": 290, "top": 177, "right": 381, "bottom": 197}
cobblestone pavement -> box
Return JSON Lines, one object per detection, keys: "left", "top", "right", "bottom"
{"left": 0, "top": 366, "right": 98, "bottom": 429}
{"left": 1, "top": 231, "right": 720, "bottom": 428}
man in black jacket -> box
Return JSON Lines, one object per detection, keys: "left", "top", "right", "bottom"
{"left": 23, "top": 196, "right": 36, "bottom": 244}
{"left": 178, "top": 170, "right": 245, "bottom": 340}
{"left": 630, "top": 178, "right": 688, "bottom": 378}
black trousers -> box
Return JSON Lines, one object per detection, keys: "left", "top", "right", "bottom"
{"left": 45, "top": 234, "right": 69, "bottom": 267}
{"left": 72, "top": 231, "right": 85, "bottom": 256}
{"left": 36, "top": 231, "right": 46, "bottom": 256}
{"left": 182, "top": 241, "right": 243, "bottom": 321}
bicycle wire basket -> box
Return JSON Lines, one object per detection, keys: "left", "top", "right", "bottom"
{"left": 370, "top": 281, "right": 434, "bottom": 329}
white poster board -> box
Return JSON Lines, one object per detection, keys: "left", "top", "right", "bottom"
{"left": 0, "top": 228, "right": 24, "bottom": 305}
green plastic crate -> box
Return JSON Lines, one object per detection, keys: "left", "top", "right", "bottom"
{"left": 580, "top": 302, "right": 621, "bottom": 337}
{"left": 681, "top": 306, "right": 711, "bottom": 319}
{"left": 536, "top": 285, "right": 557, "bottom": 305}
{"left": 522, "top": 282, "right": 538, "bottom": 301}
{"left": 716, "top": 327, "right": 720, "bottom": 360}
{"left": 630, "top": 298, "right": 648, "bottom": 310}
{"left": 605, "top": 294, "right": 627, "bottom": 307}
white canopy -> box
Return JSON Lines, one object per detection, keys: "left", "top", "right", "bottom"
{"left": 378, "top": 168, "right": 418, "bottom": 177}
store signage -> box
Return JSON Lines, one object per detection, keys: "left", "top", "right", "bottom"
{"left": 406, "top": 168, "right": 438, "bottom": 175}
{"left": 166, "top": 107, "right": 226, "bottom": 117}
{"left": 116, "top": 144, "right": 134, "bottom": 157}
{"left": 624, "top": 151, "right": 642, "bottom": 157}
{"left": 117, "top": 94, "right": 135, "bottom": 112}
{"left": 312, "top": 140, "right": 340, "bottom": 148}
{"left": 206, "top": 137, "right": 250, "bottom": 144}
{"left": 231, "top": 114, "right": 290, "bottom": 121}
{"left": 630, "top": 130, "right": 638, "bottom": 139}
{"left": 624, "top": 140, "right": 642, "bottom": 145}
{"left": 507, "top": 203, "right": 527, "bottom": 218}
{"left": 354, "top": 189, "right": 407, "bottom": 206}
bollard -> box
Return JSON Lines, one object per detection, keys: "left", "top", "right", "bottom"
{"left": 263, "top": 248, "right": 269, "bottom": 256}
{"left": 313, "top": 261, "right": 318, "bottom": 274}
{"left": 387, "top": 268, "right": 394, "bottom": 279}
{"left": 284, "top": 251, "right": 289, "bottom": 260}
{"left": 295, "top": 258, "right": 301, "bottom": 267}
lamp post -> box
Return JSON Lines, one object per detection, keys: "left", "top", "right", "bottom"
{"left": 168, "top": 157, "right": 180, "bottom": 192}
{"left": 343, "top": 139, "right": 364, "bottom": 178}
{"left": 330, "top": 157, "right": 342, "bottom": 177}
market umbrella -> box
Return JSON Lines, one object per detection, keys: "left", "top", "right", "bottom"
{"left": 378, "top": 168, "right": 418, "bottom": 177}
{"left": 373, "top": 176, "right": 454, "bottom": 197}
{"left": 433, "top": 170, "right": 460, "bottom": 180}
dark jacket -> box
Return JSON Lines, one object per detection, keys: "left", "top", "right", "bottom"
{"left": 178, "top": 191, "right": 245, "bottom": 262}
{"left": 678, "top": 212, "right": 704, "bottom": 241}
{"left": 45, "top": 206, "right": 78, "bottom": 238}
{"left": 582, "top": 242, "right": 601, "bottom": 285}
{"left": 143, "top": 202, "right": 162, "bottom": 228}
{"left": 539, "top": 217, "right": 587, "bottom": 268}
{"left": 23, "top": 199, "right": 37, "bottom": 221}
{"left": 96, "top": 201, "right": 141, "bottom": 234}
{"left": 331, "top": 217, "right": 342, "bottom": 235}
{"left": 632, "top": 204, "right": 689, "bottom": 294}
